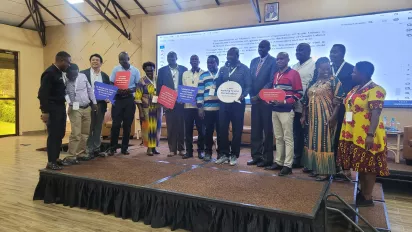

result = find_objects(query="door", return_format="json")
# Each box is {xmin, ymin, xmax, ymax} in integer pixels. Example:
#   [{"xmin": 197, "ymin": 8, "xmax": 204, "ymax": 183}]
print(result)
[{"xmin": 0, "ymin": 50, "xmax": 18, "ymax": 137}]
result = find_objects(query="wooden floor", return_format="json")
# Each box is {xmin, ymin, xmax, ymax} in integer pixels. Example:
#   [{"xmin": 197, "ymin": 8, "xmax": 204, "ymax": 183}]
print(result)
[{"xmin": 0, "ymin": 134, "xmax": 411, "ymax": 232}]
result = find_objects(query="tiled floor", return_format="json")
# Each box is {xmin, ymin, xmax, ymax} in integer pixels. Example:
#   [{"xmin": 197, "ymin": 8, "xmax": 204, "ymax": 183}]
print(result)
[{"xmin": 1, "ymin": 134, "xmax": 411, "ymax": 232}]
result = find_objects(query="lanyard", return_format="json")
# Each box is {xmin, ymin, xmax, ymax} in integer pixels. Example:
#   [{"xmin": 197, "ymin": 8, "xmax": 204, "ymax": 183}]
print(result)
[
  {"xmin": 347, "ymin": 80, "xmax": 373, "ymax": 108},
  {"xmin": 169, "ymin": 66, "xmax": 178, "ymax": 78},
  {"xmin": 209, "ymin": 71, "xmax": 219, "ymax": 79},
  {"xmin": 332, "ymin": 61, "xmax": 346, "ymax": 77},
  {"xmin": 275, "ymin": 72, "xmax": 285, "ymax": 85},
  {"xmin": 229, "ymin": 67, "xmax": 237, "ymax": 77}
]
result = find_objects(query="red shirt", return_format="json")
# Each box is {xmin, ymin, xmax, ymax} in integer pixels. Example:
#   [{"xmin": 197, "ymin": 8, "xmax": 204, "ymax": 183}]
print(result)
[{"xmin": 272, "ymin": 67, "xmax": 303, "ymax": 112}]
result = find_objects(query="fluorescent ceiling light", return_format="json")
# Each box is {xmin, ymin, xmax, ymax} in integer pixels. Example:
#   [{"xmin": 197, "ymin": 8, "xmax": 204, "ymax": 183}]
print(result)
[{"xmin": 67, "ymin": 0, "xmax": 84, "ymax": 4}]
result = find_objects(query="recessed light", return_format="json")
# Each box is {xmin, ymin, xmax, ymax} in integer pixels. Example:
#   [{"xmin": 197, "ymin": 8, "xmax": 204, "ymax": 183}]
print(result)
[{"xmin": 67, "ymin": 0, "xmax": 84, "ymax": 4}]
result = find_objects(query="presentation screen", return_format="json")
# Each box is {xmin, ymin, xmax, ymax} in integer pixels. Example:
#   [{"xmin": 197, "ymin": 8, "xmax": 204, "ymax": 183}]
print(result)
[{"xmin": 157, "ymin": 9, "xmax": 412, "ymax": 107}]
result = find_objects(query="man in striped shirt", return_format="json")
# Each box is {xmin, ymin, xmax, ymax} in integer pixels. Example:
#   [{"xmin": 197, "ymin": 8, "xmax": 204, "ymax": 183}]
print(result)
[
  {"xmin": 197, "ymin": 55, "xmax": 220, "ymax": 162},
  {"xmin": 267, "ymin": 52, "xmax": 303, "ymax": 176}
]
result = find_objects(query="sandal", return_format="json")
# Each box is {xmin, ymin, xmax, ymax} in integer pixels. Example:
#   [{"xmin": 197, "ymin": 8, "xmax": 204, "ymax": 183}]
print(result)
[
  {"xmin": 56, "ymin": 158, "xmax": 72, "ymax": 166},
  {"xmin": 147, "ymin": 148, "xmax": 154, "ymax": 156}
]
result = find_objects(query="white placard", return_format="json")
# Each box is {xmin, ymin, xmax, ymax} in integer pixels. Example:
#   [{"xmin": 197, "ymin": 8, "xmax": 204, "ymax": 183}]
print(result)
[{"xmin": 217, "ymin": 81, "xmax": 242, "ymax": 103}]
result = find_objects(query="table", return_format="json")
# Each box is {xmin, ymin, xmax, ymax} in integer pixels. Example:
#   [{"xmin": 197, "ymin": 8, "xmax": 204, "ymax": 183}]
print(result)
[{"xmin": 386, "ymin": 130, "xmax": 403, "ymax": 164}]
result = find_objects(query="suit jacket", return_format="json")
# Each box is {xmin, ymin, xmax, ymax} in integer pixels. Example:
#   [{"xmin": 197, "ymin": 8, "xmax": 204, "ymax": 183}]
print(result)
[
  {"xmin": 249, "ymin": 55, "xmax": 278, "ymax": 97},
  {"xmin": 157, "ymin": 65, "xmax": 188, "ymax": 110},
  {"xmin": 81, "ymin": 68, "xmax": 111, "ymax": 112}
]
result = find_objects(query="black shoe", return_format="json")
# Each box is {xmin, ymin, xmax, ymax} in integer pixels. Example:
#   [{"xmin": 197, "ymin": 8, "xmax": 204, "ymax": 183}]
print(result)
[
  {"xmin": 302, "ymin": 167, "xmax": 312, "ymax": 173},
  {"xmin": 309, "ymin": 172, "xmax": 319, "ymax": 178},
  {"xmin": 46, "ymin": 162, "xmax": 62, "ymax": 170},
  {"xmin": 356, "ymin": 193, "xmax": 374, "ymax": 207},
  {"xmin": 77, "ymin": 155, "xmax": 92, "ymax": 161},
  {"xmin": 198, "ymin": 151, "xmax": 205, "ymax": 159},
  {"xmin": 121, "ymin": 151, "xmax": 130, "ymax": 155},
  {"xmin": 107, "ymin": 150, "xmax": 115, "ymax": 156},
  {"xmin": 97, "ymin": 152, "xmax": 106, "ymax": 157},
  {"xmin": 182, "ymin": 153, "xmax": 193, "ymax": 159},
  {"xmin": 265, "ymin": 163, "xmax": 283, "ymax": 170},
  {"xmin": 152, "ymin": 148, "xmax": 160, "ymax": 154},
  {"xmin": 247, "ymin": 159, "xmax": 260, "ymax": 166},
  {"xmin": 147, "ymin": 148, "xmax": 154, "ymax": 156},
  {"xmin": 257, "ymin": 161, "xmax": 271, "ymax": 167},
  {"xmin": 278, "ymin": 167, "xmax": 292, "ymax": 176},
  {"xmin": 204, "ymin": 153, "xmax": 212, "ymax": 162},
  {"xmin": 315, "ymin": 175, "xmax": 331, "ymax": 181}
]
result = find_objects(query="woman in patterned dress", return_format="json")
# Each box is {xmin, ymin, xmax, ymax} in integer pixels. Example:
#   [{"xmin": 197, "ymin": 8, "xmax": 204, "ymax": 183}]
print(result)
[
  {"xmin": 301, "ymin": 57, "xmax": 345, "ymax": 181},
  {"xmin": 338, "ymin": 61, "xmax": 389, "ymax": 207},
  {"xmin": 135, "ymin": 62, "xmax": 162, "ymax": 156}
]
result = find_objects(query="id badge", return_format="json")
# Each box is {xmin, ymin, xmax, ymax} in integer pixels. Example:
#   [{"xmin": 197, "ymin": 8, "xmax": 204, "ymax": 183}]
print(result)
[
  {"xmin": 73, "ymin": 102, "xmax": 80, "ymax": 110},
  {"xmin": 345, "ymin": 112, "xmax": 353, "ymax": 122},
  {"xmin": 152, "ymin": 96, "xmax": 158, "ymax": 103},
  {"xmin": 65, "ymin": 94, "xmax": 71, "ymax": 104},
  {"xmin": 209, "ymin": 88, "xmax": 216, "ymax": 96}
]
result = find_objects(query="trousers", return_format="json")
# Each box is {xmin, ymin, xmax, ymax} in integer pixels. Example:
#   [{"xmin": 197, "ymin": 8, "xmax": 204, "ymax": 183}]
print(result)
[
  {"xmin": 251, "ymin": 101, "xmax": 274, "ymax": 163},
  {"xmin": 272, "ymin": 110, "xmax": 295, "ymax": 168},
  {"xmin": 68, "ymin": 106, "xmax": 91, "ymax": 155},
  {"xmin": 165, "ymin": 104, "xmax": 185, "ymax": 153},
  {"xmin": 110, "ymin": 96, "xmax": 136, "ymax": 152},
  {"xmin": 203, "ymin": 110, "xmax": 220, "ymax": 155},
  {"xmin": 46, "ymin": 103, "xmax": 66, "ymax": 163},
  {"xmin": 219, "ymin": 101, "xmax": 245, "ymax": 158},
  {"xmin": 184, "ymin": 108, "xmax": 205, "ymax": 154},
  {"xmin": 87, "ymin": 103, "xmax": 106, "ymax": 153}
]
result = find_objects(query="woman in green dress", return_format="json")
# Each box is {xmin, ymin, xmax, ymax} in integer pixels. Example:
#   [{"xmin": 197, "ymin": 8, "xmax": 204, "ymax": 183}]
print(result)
[
  {"xmin": 135, "ymin": 62, "xmax": 162, "ymax": 156},
  {"xmin": 301, "ymin": 57, "xmax": 345, "ymax": 181}
]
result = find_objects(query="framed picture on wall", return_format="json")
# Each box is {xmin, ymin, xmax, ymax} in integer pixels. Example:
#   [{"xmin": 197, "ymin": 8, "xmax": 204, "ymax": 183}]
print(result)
[{"xmin": 264, "ymin": 2, "xmax": 279, "ymax": 22}]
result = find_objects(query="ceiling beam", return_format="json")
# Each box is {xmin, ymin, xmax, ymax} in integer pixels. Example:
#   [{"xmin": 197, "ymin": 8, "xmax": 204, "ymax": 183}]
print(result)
[
  {"xmin": 24, "ymin": 0, "xmax": 46, "ymax": 46},
  {"xmin": 36, "ymin": 1, "xmax": 65, "ymax": 26},
  {"xmin": 96, "ymin": 0, "xmax": 117, "ymax": 19},
  {"xmin": 18, "ymin": 10, "xmax": 35, "ymax": 27},
  {"xmin": 63, "ymin": 0, "xmax": 90, "ymax": 23},
  {"xmin": 132, "ymin": 0, "xmax": 148, "ymax": 15},
  {"xmin": 84, "ymin": 0, "xmax": 130, "ymax": 39},
  {"xmin": 215, "ymin": 0, "xmax": 220, "ymax": 6},
  {"xmin": 172, "ymin": 0, "xmax": 182, "ymax": 11},
  {"xmin": 250, "ymin": 0, "xmax": 261, "ymax": 23},
  {"xmin": 111, "ymin": 0, "xmax": 130, "ymax": 19}
]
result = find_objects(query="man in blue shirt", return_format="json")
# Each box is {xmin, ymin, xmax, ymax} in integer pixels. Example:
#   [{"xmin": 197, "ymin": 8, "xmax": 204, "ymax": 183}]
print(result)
[{"xmin": 108, "ymin": 52, "xmax": 140, "ymax": 155}]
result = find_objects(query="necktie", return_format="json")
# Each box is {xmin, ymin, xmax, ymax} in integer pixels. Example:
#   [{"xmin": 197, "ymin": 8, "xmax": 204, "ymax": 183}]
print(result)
[{"xmin": 255, "ymin": 59, "xmax": 264, "ymax": 76}]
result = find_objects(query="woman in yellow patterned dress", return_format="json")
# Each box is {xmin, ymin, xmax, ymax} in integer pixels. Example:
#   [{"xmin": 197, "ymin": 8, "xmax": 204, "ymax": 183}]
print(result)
[
  {"xmin": 135, "ymin": 62, "xmax": 162, "ymax": 156},
  {"xmin": 301, "ymin": 57, "xmax": 345, "ymax": 181},
  {"xmin": 338, "ymin": 61, "xmax": 389, "ymax": 207}
]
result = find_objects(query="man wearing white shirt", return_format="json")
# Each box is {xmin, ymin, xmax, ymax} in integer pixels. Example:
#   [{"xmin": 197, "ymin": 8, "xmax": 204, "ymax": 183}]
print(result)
[
  {"xmin": 181, "ymin": 55, "xmax": 205, "ymax": 159},
  {"xmin": 291, "ymin": 43, "xmax": 316, "ymax": 169},
  {"xmin": 81, "ymin": 54, "xmax": 111, "ymax": 159}
]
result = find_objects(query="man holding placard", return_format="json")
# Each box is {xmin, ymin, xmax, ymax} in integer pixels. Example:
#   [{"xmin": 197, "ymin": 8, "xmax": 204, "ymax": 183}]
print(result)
[
  {"xmin": 215, "ymin": 47, "xmax": 251, "ymax": 166},
  {"xmin": 108, "ymin": 52, "xmax": 140, "ymax": 156},
  {"xmin": 268, "ymin": 52, "xmax": 303, "ymax": 176},
  {"xmin": 81, "ymin": 54, "xmax": 111, "ymax": 159},
  {"xmin": 248, "ymin": 40, "xmax": 278, "ymax": 168},
  {"xmin": 157, "ymin": 52, "xmax": 188, "ymax": 157},
  {"xmin": 181, "ymin": 55, "xmax": 205, "ymax": 159}
]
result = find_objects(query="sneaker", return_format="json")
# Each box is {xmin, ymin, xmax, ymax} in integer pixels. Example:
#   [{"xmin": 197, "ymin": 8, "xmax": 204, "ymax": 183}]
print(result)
[
  {"xmin": 215, "ymin": 156, "xmax": 229, "ymax": 164},
  {"xmin": 203, "ymin": 153, "xmax": 212, "ymax": 162},
  {"xmin": 278, "ymin": 167, "xmax": 292, "ymax": 176},
  {"xmin": 229, "ymin": 156, "xmax": 237, "ymax": 166},
  {"xmin": 46, "ymin": 162, "xmax": 62, "ymax": 170}
]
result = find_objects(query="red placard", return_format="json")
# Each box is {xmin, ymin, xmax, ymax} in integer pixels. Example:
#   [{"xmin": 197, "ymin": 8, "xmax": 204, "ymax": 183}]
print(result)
[
  {"xmin": 259, "ymin": 89, "xmax": 286, "ymax": 102},
  {"xmin": 158, "ymin": 86, "xmax": 178, "ymax": 109},
  {"xmin": 114, "ymin": 71, "xmax": 131, "ymax": 89}
]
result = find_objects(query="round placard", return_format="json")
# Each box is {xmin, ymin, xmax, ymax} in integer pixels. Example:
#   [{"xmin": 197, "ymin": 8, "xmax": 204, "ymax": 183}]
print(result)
[{"xmin": 217, "ymin": 81, "xmax": 242, "ymax": 103}]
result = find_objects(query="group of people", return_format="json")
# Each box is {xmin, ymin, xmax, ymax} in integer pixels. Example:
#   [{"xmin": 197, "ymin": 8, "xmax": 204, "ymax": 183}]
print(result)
[{"xmin": 38, "ymin": 40, "xmax": 389, "ymax": 207}]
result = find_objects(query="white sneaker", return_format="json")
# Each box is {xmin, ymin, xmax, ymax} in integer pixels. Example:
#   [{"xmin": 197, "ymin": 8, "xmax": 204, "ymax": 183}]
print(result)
[
  {"xmin": 229, "ymin": 156, "xmax": 237, "ymax": 166},
  {"xmin": 215, "ymin": 156, "xmax": 229, "ymax": 164}
]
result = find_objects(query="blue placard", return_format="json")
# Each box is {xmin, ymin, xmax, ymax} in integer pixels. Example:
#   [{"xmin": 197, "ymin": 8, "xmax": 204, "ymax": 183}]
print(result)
[
  {"xmin": 94, "ymin": 82, "xmax": 118, "ymax": 104},
  {"xmin": 177, "ymin": 85, "xmax": 198, "ymax": 105}
]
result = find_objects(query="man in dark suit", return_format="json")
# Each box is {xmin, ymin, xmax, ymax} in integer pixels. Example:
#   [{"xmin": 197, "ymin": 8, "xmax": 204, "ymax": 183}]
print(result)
[
  {"xmin": 81, "ymin": 54, "xmax": 111, "ymax": 159},
  {"xmin": 247, "ymin": 40, "xmax": 278, "ymax": 168},
  {"xmin": 157, "ymin": 52, "xmax": 188, "ymax": 157}
]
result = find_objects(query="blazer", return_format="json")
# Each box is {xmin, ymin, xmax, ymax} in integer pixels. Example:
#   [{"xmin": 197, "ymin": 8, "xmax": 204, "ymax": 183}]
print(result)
[
  {"xmin": 157, "ymin": 65, "xmax": 188, "ymax": 110},
  {"xmin": 81, "ymin": 68, "xmax": 110, "ymax": 112},
  {"xmin": 249, "ymin": 55, "xmax": 278, "ymax": 97}
]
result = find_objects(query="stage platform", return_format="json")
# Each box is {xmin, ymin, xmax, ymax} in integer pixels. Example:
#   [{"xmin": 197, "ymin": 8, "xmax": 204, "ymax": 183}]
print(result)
[{"xmin": 33, "ymin": 142, "xmax": 392, "ymax": 232}]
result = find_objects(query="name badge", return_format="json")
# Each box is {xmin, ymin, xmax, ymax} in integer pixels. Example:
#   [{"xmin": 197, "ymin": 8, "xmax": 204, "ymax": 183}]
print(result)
[
  {"xmin": 73, "ymin": 102, "xmax": 80, "ymax": 110},
  {"xmin": 345, "ymin": 112, "xmax": 353, "ymax": 122},
  {"xmin": 209, "ymin": 88, "xmax": 216, "ymax": 96},
  {"xmin": 65, "ymin": 94, "xmax": 71, "ymax": 104},
  {"xmin": 152, "ymin": 96, "xmax": 158, "ymax": 103}
]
